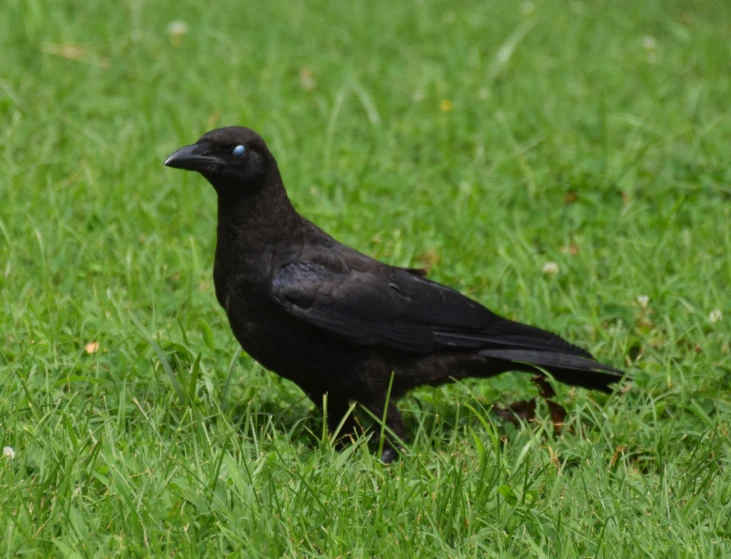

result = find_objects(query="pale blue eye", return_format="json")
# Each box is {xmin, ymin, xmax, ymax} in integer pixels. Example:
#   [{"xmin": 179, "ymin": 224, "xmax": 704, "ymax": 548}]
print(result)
[{"xmin": 232, "ymin": 144, "xmax": 246, "ymax": 156}]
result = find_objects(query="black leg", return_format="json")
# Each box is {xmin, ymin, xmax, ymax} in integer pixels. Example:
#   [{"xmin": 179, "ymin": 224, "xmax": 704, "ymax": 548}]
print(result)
[
  {"xmin": 300, "ymin": 380, "xmax": 408, "ymax": 461},
  {"xmin": 323, "ymin": 393, "xmax": 360, "ymax": 443},
  {"xmin": 362, "ymin": 399, "xmax": 407, "ymax": 463},
  {"xmin": 301, "ymin": 387, "xmax": 360, "ymax": 445}
]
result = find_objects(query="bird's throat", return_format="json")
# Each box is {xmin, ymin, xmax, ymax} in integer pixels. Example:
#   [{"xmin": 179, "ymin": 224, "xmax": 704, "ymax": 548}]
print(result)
[{"xmin": 214, "ymin": 177, "xmax": 299, "ymax": 253}]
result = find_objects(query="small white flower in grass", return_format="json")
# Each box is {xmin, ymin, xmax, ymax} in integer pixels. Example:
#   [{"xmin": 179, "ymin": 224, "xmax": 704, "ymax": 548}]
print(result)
[
  {"xmin": 637, "ymin": 295, "xmax": 649, "ymax": 309},
  {"xmin": 542, "ymin": 262, "xmax": 559, "ymax": 276},
  {"xmin": 709, "ymin": 310, "xmax": 723, "ymax": 324},
  {"xmin": 641, "ymin": 35, "xmax": 657, "ymax": 51},
  {"xmin": 521, "ymin": 2, "xmax": 535, "ymax": 16},
  {"xmin": 477, "ymin": 88, "xmax": 491, "ymax": 101},
  {"xmin": 3, "ymin": 447, "xmax": 15, "ymax": 460},
  {"xmin": 167, "ymin": 21, "xmax": 188, "ymax": 37},
  {"xmin": 411, "ymin": 89, "xmax": 424, "ymax": 102},
  {"xmin": 641, "ymin": 36, "xmax": 657, "ymax": 63},
  {"xmin": 167, "ymin": 21, "xmax": 188, "ymax": 47}
]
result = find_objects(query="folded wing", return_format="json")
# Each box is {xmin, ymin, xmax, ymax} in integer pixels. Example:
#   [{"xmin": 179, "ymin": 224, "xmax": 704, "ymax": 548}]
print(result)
[{"xmin": 270, "ymin": 253, "xmax": 622, "ymax": 384}]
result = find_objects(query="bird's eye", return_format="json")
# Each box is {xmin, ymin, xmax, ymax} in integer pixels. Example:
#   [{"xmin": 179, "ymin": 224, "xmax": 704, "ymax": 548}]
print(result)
[{"xmin": 232, "ymin": 145, "xmax": 246, "ymax": 156}]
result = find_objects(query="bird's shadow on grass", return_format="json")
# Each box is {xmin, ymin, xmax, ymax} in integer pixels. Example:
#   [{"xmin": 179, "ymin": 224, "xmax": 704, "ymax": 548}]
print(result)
[
  {"xmin": 225, "ymin": 388, "xmax": 579, "ymax": 459},
  {"xmin": 228, "ymin": 398, "xmax": 388, "ymax": 456}
]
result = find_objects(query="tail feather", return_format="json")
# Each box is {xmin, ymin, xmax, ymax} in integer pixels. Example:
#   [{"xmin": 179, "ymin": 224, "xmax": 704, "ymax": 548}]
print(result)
[
  {"xmin": 436, "ymin": 318, "xmax": 595, "ymax": 360},
  {"xmin": 478, "ymin": 348, "xmax": 625, "ymax": 393},
  {"xmin": 432, "ymin": 314, "xmax": 625, "ymax": 393}
]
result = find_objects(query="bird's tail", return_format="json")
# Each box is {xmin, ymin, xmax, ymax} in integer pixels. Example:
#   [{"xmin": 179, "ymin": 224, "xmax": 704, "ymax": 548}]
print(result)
[
  {"xmin": 477, "ymin": 348, "xmax": 624, "ymax": 393},
  {"xmin": 434, "ymin": 316, "xmax": 625, "ymax": 392}
]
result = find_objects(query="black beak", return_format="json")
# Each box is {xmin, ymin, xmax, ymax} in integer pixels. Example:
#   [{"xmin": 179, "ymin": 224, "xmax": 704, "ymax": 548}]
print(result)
[{"xmin": 164, "ymin": 144, "xmax": 221, "ymax": 173}]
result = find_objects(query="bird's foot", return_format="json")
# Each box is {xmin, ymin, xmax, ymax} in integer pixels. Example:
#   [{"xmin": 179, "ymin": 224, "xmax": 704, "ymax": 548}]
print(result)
[{"xmin": 380, "ymin": 444, "xmax": 406, "ymax": 464}]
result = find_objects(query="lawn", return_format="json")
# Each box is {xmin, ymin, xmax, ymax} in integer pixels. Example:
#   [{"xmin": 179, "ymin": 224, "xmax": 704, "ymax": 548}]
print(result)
[{"xmin": 1, "ymin": 0, "xmax": 730, "ymax": 556}]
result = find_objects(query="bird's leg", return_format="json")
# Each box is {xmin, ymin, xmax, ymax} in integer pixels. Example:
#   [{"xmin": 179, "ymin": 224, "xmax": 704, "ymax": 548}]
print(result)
[
  {"xmin": 325, "ymin": 396, "xmax": 360, "ymax": 446},
  {"xmin": 362, "ymin": 399, "xmax": 407, "ymax": 463},
  {"xmin": 381, "ymin": 403, "xmax": 407, "ymax": 464},
  {"xmin": 304, "ymin": 389, "xmax": 360, "ymax": 447}
]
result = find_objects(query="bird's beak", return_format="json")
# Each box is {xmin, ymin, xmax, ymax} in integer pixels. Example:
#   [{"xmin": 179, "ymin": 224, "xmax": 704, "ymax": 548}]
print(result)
[{"xmin": 164, "ymin": 144, "xmax": 221, "ymax": 173}]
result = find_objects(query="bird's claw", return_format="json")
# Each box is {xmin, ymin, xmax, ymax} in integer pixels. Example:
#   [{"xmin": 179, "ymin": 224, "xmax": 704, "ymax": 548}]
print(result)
[{"xmin": 380, "ymin": 445, "xmax": 403, "ymax": 464}]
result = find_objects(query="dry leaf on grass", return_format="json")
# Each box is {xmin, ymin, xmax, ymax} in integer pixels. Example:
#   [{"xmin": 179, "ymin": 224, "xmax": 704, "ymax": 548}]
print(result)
[{"xmin": 41, "ymin": 43, "xmax": 110, "ymax": 68}]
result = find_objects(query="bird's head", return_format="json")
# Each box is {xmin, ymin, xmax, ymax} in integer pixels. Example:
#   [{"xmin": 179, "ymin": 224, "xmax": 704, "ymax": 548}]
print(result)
[{"xmin": 164, "ymin": 126, "xmax": 276, "ymax": 191}]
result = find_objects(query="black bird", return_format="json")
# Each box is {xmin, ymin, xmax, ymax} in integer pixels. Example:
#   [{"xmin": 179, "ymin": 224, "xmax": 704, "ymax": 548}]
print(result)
[{"xmin": 165, "ymin": 126, "xmax": 624, "ymax": 460}]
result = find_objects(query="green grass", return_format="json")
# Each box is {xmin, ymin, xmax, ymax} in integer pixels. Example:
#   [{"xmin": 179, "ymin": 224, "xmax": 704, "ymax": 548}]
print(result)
[{"xmin": 1, "ymin": 0, "xmax": 730, "ymax": 555}]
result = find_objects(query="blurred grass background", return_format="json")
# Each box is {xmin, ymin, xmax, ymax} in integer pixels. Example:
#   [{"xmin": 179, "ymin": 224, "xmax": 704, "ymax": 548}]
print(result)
[{"xmin": 1, "ymin": 0, "xmax": 730, "ymax": 556}]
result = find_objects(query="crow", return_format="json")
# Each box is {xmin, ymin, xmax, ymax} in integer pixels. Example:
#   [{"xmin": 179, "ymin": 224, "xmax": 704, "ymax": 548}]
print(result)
[{"xmin": 165, "ymin": 126, "xmax": 625, "ymax": 461}]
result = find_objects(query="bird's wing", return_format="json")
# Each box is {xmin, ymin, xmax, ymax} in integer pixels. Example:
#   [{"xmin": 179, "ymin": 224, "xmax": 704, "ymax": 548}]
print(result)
[{"xmin": 270, "ymin": 251, "xmax": 594, "ymax": 358}]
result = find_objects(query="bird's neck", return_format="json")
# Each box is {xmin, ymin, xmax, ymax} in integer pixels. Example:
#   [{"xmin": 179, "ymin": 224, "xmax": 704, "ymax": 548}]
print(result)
[{"xmin": 214, "ymin": 174, "xmax": 300, "ymax": 255}]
